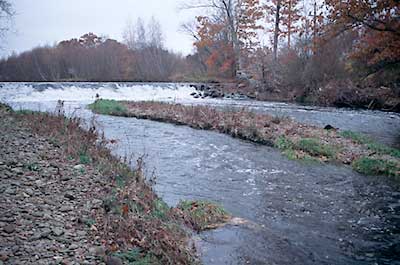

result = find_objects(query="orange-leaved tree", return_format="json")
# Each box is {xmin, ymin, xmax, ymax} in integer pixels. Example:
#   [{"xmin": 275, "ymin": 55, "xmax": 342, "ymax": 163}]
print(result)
[
  {"xmin": 325, "ymin": 0, "xmax": 400, "ymax": 71},
  {"xmin": 190, "ymin": 0, "xmax": 264, "ymax": 78},
  {"xmin": 194, "ymin": 16, "xmax": 236, "ymax": 77},
  {"xmin": 280, "ymin": 0, "xmax": 302, "ymax": 49},
  {"xmin": 236, "ymin": 0, "xmax": 265, "ymax": 60}
]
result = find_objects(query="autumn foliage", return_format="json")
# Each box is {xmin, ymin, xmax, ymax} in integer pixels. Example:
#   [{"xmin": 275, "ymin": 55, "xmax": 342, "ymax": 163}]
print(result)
[
  {"xmin": 0, "ymin": 1, "xmax": 399, "ymax": 108},
  {"xmin": 325, "ymin": 0, "xmax": 400, "ymax": 69},
  {"xmin": 186, "ymin": 0, "xmax": 399, "ymax": 108}
]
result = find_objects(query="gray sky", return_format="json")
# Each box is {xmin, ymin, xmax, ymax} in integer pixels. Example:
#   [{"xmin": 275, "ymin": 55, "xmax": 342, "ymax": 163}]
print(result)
[{"xmin": 2, "ymin": 0, "xmax": 197, "ymax": 57}]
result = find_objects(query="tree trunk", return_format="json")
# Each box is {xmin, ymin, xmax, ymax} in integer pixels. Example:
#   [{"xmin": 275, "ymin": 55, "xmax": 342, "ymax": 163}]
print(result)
[
  {"xmin": 223, "ymin": 0, "xmax": 241, "ymax": 78},
  {"xmin": 273, "ymin": 0, "xmax": 281, "ymax": 61},
  {"xmin": 288, "ymin": 0, "xmax": 291, "ymax": 49},
  {"xmin": 313, "ymin": 0, "xmax": 317, "ymax": 54}
]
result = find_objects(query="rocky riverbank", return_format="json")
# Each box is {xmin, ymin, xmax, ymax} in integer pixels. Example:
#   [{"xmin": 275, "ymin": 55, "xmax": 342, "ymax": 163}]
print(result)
[
  {"xmin": 189, "ymin": 82, "xmax": 400, "ymax": 113},
  {"xmin": 0, "ymin": 104, "xmax": 201, "ymax": 264},
  {"xmin": 189, "ymin": 83, "xmax": 250, "ymax": 100},
  {"xmin": 0, "ymin": 106, "xmax": 106, "ymax": 264},
  {"xmin": 89, "ymin": 100, "xmax": 400, "ymax": 179}
]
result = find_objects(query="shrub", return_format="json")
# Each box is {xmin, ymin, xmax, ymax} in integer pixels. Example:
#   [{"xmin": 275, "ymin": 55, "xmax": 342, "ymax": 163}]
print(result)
[
  {"xmin": 113, "ymin": 248, "xmax": 159, "ymax": 265},
  {"xmin": 88, "ymin": 99, "xmax": 128, "ymax": 115},
  {"xmin": 177, "ymin": 200, "xmax": 230, "ymax": 231},
  {"xmin": 352, "ymin": 157, "xmax": 400, "ymax": 178}
]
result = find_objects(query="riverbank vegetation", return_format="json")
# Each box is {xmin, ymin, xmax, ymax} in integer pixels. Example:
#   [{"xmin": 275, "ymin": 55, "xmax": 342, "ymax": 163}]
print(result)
[
  {"xmin": 89, "ymin": 99, "xmax": 400, "ymax": 179},
  {"xmin": 1, "ymin": 1, "xmax": 399, "ymax": 111},
  {"xmin": 1, "ymin": 102, "xmax": 234, "ymax": 264},
  {"xmin": 177, "ymin": 201, "xmax": 231, "ymax": 232}
]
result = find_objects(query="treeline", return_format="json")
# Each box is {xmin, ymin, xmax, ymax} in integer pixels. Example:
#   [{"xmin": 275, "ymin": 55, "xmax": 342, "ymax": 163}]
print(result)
[
  {"xmin": 0, "ymin": 18, "xmax": 203, "ymax": 82},
  {"xmin": 184, "ymin": 0, "xmax": 400, "ymax": 108},
  {"xmin": 0, "ymin": 1, "xmax": 399, "ymax": 109}
]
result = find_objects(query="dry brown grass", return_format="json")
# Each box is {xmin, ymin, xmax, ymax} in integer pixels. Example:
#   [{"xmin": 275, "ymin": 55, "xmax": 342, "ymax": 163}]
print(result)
[{"xmin": 90, "ymin": 100, "xmax": 400, "ymax": 178}]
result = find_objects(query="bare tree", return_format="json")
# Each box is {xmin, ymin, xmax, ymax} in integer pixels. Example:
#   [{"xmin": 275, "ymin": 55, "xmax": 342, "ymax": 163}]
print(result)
[
  {"xmin": 148, "ymin": 16, "xmax": 164, "ymax": 49},
  {"xmin": 135, "ymin": 17, "xmax": 147, "ymax": 50},
  {"xmin": 0, "ymin": 1, "xmax": 12, "ymax": 20},
  {"xmin": 0, "ymin": 0, "xmax": 13, "ymax": 44},
  {"xmin": 122, "ymin": 19, "xmax": 136, "ymax": 50}
]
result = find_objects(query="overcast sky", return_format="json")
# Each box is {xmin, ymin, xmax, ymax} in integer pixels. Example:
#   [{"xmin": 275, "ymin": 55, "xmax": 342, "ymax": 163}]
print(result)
[{"xmin": 2, "ymin": 0, "xmax": 198, "ymax": 57}]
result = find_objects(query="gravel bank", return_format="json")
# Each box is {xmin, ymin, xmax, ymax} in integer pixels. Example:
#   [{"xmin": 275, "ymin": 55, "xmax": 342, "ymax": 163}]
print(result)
[{"xmin": 0, "ymin": 106, "xmax": 108, "ymax": 264}]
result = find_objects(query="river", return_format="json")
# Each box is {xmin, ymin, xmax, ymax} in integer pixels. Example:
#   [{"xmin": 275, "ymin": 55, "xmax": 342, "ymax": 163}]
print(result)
[{"xmin": 1, "ymin": 82, "xmax": 400, "ymax": 265}]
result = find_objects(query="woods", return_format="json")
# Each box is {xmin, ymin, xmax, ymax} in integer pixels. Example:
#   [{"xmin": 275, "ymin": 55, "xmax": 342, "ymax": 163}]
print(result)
[
  {"xmin": 185, "ymin": 0, "xmax": 399, "ymax": 108},
  {"xmin": 188, "ymin": 0, "xmax": 400, "ymax": 79},
  {"xmin": 0, "ymin": 0, "xmax": 399, "ymax": 109},
  {"xmin": 0, "ymin": 30, "xmax": 197, "ymax": 82}
]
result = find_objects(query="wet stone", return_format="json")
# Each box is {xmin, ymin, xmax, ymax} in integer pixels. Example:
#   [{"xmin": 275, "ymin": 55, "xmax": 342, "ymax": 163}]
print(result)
[
  {"xmin": 59, "ymin": 205, "xmax": 73, "ymax": 212},
  {"xmin": 73, "ymin": 165, "xmax": 84, "ymax": 171},
  {"xmin": 61, "ymin": 176, "xmax": 72, "ymax": 181},
  {"xmin": 4, "ymin": 188, "xmax": 16, "ymax": 195},
  {"xmin": 3, "ymin": 224, "xmax": 15, "ymax": 234},
  {"xmin": 68, "ymin": 243, "xmax": 79, "ymax": 250},
  {"xmin": 52, "ymin": 227, "xmax": 64, "ymax": 237},
  {"xmin": 31, "ymin": 212, "xmax": 44, "ymax": 218},
  {"xmin": 64, "ymin": 193, "xmax": 76, "ymax": 201},
  {"xmin": 11, "ymin": 168, "xmax": 23, "ymax": 175}
]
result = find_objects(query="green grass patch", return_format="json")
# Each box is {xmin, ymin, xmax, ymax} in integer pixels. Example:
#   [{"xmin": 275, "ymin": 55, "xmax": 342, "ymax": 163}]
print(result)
[
  {"xmin": 151, "ymin": 199, "xmax": 170, "ymax": 220},
  {"xmin": 282, "ymin": 148, "xmax": 298, "ymax": 160},
  {"xmin": 14, "ymin": 109, "xmax": 40, "ymax": 116},
  {"xmin": 296, "ymin": 138, "xmax": 337, "ymax": 159},
  {"xmin": 275, "ymin": 136, "xmax": 299, "ymax": 160},
  {"xmin": 352, "ymin": 157, "xmax": 400, "ymax": 178},
  {"xmin": 275, "ymin": 136, "xmax": 294, "ymax": 150},
  {"xmin": 275, "ymin": 136, "xmax": 318, "ymax": 162},
  {"xmin": 177, "ymin": 200, "xmax": 230, "ymax": 231},
  {"xmin": 339, "ymin": 130, "xmax": 371, "ymax": 144},
  {"xmin": 340, "ymin": 130, "xmax": 400, "ymax": 158},
  {"xmin": 113, "ymin": 248, "xmax": 160, "ymax": 265},
  {"xmin": 115, "ymin": 175, "xmax": 127, "ymax": 189},
  {"xmin": 88, "ymin": 99, "xmax": 128, "ymax": 115},
  {"xmin": 83, "ymin": 218, "xmax": 96, "ymax": 227},
  {"xmin": 79, "ymin": 151, "xmax": 91, "ymax": 164},
  {"xmin": 366, "ymin": 142, "xmax": 400, "ymax": 158}
]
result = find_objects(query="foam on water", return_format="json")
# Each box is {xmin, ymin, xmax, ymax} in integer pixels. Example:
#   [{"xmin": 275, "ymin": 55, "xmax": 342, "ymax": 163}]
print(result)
[
  {"xmin": 1, "ymin": 82, "xmax": 399, "ymax": 148},
  {"xmin": 0, "ymin": 82, "xmax": 196, "ymax": 103}
]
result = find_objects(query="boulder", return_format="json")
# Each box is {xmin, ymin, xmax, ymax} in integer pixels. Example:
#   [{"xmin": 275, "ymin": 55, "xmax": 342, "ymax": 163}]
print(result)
[{"xmin": 324, "ymin": 124, "xmax": 336, "ymax": 130}]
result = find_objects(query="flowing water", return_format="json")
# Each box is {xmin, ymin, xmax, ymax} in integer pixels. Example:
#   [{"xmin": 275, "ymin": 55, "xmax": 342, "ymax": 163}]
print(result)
[{"xmin": 1, "ymin": 82, "xmax": 400, "ymax": 265}]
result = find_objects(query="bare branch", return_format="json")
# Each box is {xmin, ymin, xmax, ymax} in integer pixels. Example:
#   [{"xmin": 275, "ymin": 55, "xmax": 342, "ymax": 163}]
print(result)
[
  {"xmin": 346, "ymin": 12, "xmax": 400, "ymax": 37},
  {"xmin": 0, "ymin": 0, "xmax": 13, "ymax": 18}
]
